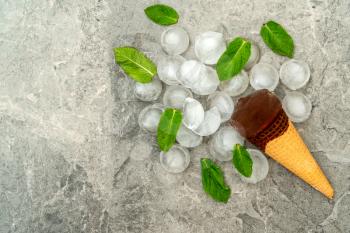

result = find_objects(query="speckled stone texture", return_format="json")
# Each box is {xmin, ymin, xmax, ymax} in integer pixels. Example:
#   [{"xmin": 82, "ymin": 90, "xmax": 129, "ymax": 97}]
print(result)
[{"xmin": 0, "ymin": 0, "xmax": 349, "ymax": 232}]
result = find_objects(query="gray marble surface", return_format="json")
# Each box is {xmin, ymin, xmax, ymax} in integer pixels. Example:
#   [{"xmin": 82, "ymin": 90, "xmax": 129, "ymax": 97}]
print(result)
[{"xmin": 0, "ymin": 0, "xmax": 350, "ymax": 232}]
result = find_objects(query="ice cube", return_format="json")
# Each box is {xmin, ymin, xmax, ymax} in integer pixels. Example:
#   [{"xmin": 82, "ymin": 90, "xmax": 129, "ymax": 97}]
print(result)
[
  {"xmin": 134, "ymin": 78, "xmax": 162, "ymax": 101},
  {"xmin": 207, "ymin": 91, "xmax": 234, "ymax": 122},
  {"xmin": 163, "ymin": 85, "xmax": 193, "ymax": 109},
  {"xmin": 280, "ymin": 59, "xmax": 310, "ymax": 90},
  {"xmin": 182, "ymin": 97, "xmax": 205, "ymax": 130},
  {"xmin": 176, "ymin": 124, "xmax": 203, "ymax": 148},
  {"xmin": 282, "ymin": 91, "xmax": 312, "ymax": 123},
  {"xmin": 250, "ymin": 63, "xmax": 279, "ymax": 91},
  {"xmin": 191, "ymin": 66, "xmax": 219, "ymax": 96},
  {"xmin": 219, "ymin": 70, "xmax": 249, "ymax": 97},
  {"xmin": 157, "ymin": 55, "xmax": 185, "ymax": 85},
  {"xmin": 244, "ymin": 43, "xmax": 260, "ymax": 70},
  {"xmin": 237, "ymin": 149, "xmax": 269, "ymax": 184},
  {"xmin": 160, "ymin": 145, "xmax": 190, "ymax": 173},
  {"xmin": 194, "ymin": 31, "xmax": 226, "ymax": 65},
  {"xmin": 161, "ymin": 27, "xmax": 190, "ymax": 55},
  {"xmin": 177, "ymin": 60, "xmax": 205, "ymax": 88},
  {"xmin": 138, "ymin": 103, "xmax": 164, "ymax": 133},
  {"xmin": 209, "ymin": 126, "xmax": 244, "ymax": 162},
  {"xmin": 193, "ymin": 107, "xmax": 221, "ymax": 136}
]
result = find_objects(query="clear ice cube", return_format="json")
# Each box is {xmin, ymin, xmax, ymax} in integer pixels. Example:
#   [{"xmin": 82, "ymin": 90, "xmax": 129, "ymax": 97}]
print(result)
[
  {"xmin": 163, "ymin": 85, "xmax": 193, "ymax": 109},
  {"xmin": 282, "ymin": 91, "xmax": 312, "ymax": 123},
  {"xmin": 161, "ymin": 27, "xmax": 190, "ymax": 55},
  {"xmin": 134, "ymin": 78, "xmax": 162, "ymax": 101},
  {"xmin": 157, "ymin": 55, "xmax": 185, "ymax": 85},
  {"xmin": 176, "ymin": 124, "xmax": 203, "ymax": 148},
  {"xmin": 182, "ymin": 97, "xmax": 205, "ymax": 130},
  {"xmin": 250, "ymin": 63, "xmax": 279, "ymax": 91},
  {"xmin": 207, "ymin": 91, "xmax": 234, "ymax": 122},
  {"xmin": 194, "ymin": 31, "xmax": 226, "ymax": 65},
  {"xmin": 237, "ymin": 149, "xmax": 269, "ymax": 184},
  {"xmin": 191, "ymin": 66, "xmax": 219, "ymax": 96},
  {"xmin": 193, "ymin": 107, "xmax": 221, "ymax": 136},
  {"xmin": 244, "ymin": 43, "xmax": 260, "ymax": 70},
  {"xmin": 138, "ymin": 103, "xmax": 164, "ymax": 133},
  {"xmin": 177, "ymin": 60, "xmax": 205, "ymax": 88},
  {"xmin": 219, "ymin": 70, "xmax": 249, "ymax": 97},
  {"xmin": 209, "ymin": 126, "xmax": 244, "ymax": 162},
  {"xmin": 280, "ymin": 59, "xmax": 310, "ymax": 90},
  {"xmin": 160, "ymin": 144, "xmax": 190, "ymax": 173}
]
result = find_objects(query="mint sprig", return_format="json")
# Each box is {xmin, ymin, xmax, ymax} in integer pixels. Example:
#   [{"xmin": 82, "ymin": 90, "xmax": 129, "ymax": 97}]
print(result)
[
  {"xmin": 201, "ymin": 158, "xmax": 231, "ymax": 203},
  {"xmin": 260, "ymin": 21, "xmax": 294, "ymax": 58},
  {"xmin": 157, "ymin": 108, "xmax": 182, "ymax": 152},
  {"xmin": 216, "ymin": 37, "xmax": 251, "ymax": 81},
  {"xmin": 114, "ymin": 47, "xmax": 156, "ymax": 83},
  {"xmin": 144, "ymin": 4, "xmax": 179, "ymax": 26},
  {"xmin": 232, "ymin": 144, "xmax": 253, "ymax": 177}
]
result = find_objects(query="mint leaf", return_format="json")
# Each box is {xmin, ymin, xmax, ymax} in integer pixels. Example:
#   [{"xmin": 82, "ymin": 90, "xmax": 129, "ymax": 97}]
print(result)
[
  {"xmin": 114, "ymin": 47, "xmax": 156, "ymax": 83},
  {"xmin": 201, "ymin": 158, "xmax": 231, "ymax": 203},
  {"xmin": 232, "ymin": 144, "xmax": 253, "ymax": 177},
  {"xmin": 260, "ymin": 21, "xmax": 294, "ymax": 58},
  {"xmin": 144, "ymin": 4, "xmax": 179, "ymax": 26},
  {"xmin": 216, "ymin": 37, "xmax": 251, "ymax": 81},
  {"xmin": 157, "ymin": 108, "xmax": 182, "ymax": 152}
]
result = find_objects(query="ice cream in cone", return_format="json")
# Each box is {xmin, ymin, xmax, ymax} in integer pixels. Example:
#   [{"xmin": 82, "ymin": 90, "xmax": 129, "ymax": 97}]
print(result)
[{"xmin": 230, "ymin": 89, "xmax": 334, "ymax": 198}]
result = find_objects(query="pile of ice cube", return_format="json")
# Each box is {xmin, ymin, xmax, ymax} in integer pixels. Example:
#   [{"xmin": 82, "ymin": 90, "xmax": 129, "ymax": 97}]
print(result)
[{"xmin": 136, "ymin": 26, "xmax": 312, "ymax": 181}]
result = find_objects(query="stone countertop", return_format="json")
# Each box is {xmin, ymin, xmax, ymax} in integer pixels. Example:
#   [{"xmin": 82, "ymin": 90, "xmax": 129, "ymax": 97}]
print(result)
[{"xmin": 0, "ymin": 0, "xmax": 349, "ymax": 232}]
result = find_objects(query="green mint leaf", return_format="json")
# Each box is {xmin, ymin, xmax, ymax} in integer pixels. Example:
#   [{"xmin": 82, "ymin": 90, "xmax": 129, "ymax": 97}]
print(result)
[
  {"xmin": 157, "ymin": 108, "xmax": 182, "ymax": 152},
  {"xmin": 201, "ymin": 158, "xmax": 231, "ymax": 203},
  {"xmin": 144, "ymin": 4, "xmax": 179, "ymax": 26},
  {"xmin": 260, "ymin": 20, "xmax": 294, "ymax": 58},
  {"xmin": 232, "ymin": 144, "xmax": 253, "ymax": 177},
  {"xmin": 114, "ymin": 47, "xmax": 156, "ymax": 83},
  {"xmin": 216, "ymin": 37, "xmax": 251, "ymax": 81}
]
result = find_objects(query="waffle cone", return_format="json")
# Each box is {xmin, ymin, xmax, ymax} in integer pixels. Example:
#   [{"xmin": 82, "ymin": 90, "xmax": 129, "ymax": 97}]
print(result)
[{"xmin": 265, "ymin": 121, "xmax": 334, "ymax": 199}]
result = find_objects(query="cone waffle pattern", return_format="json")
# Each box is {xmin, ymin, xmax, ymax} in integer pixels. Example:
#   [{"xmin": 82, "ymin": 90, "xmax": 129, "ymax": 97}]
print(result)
[
  {"xmin": 265, "ymin": 121, "xmax": 334, "ymax": 199},
  {"xmin": 248, "ymin": 110, "xmax": 288, "ymax": 150}
]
